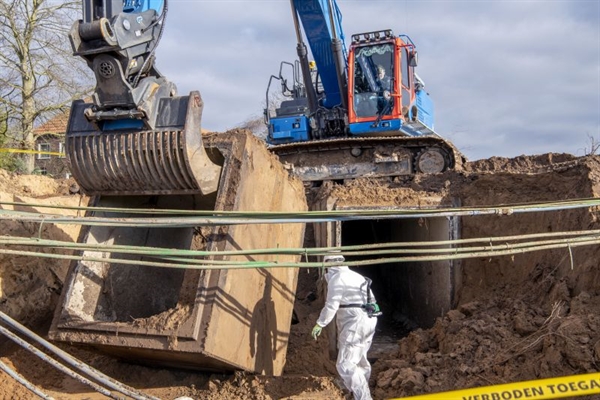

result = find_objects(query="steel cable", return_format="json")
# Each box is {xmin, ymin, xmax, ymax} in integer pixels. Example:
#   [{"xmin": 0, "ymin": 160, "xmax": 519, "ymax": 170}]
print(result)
[
  {"xmin": 0, "ymin": 324, "xmax": 119, "ymax": 399},
  {"xmin": 0, "ymin": 234, "xmax": 599, "ymax": 270},
  {"xmin": 0, "ymin": 196, "xmax": 599, "ymax": 222},
  {"xmin": 2, "ymin": 228, "xmax": 600, "ymax": 259}
]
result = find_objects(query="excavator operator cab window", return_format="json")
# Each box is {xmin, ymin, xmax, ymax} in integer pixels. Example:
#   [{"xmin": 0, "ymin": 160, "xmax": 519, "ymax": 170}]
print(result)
[{"xmin": 353, "ymin": 43, "xmax": 394, "ymax": 118}]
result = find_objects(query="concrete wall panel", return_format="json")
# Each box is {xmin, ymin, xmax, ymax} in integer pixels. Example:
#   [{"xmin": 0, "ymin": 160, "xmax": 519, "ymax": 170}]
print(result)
[{"xmin": 49, "ymin": 132, "xmax": 307, "ymax": 375}]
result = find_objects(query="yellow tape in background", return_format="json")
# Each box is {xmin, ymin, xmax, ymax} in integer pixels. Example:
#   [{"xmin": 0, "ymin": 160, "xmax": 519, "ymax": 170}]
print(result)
[
  {"xmin": 394, "ymin": 372, "xmax": 600, "ymax": 400},
  {"xmin": 0, "ymin": 148, "xmax": 65, "ymax": 157}
]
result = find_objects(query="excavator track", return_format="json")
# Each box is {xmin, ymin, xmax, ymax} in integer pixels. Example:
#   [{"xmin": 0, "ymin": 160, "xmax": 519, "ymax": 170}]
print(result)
[{"xmin": 269, "ymin": 135, "xmax": 465, "ymax": 182}]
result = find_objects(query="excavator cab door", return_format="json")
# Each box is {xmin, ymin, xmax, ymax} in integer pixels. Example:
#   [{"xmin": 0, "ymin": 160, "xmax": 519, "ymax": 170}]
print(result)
[
  {"xmin": 348, "ymin": 32, "xmax": 436, "ymax": 137},
  {"xmin": 350, "ymin": 41, "xmax": 396, "ymax": 119},
  {"xmin": 400, "ymin": 45, "xmax": 413, "ymax": 119},
  {"xmin": 347, "ymin": 31, "xmax": 404, "ymax": 135}
]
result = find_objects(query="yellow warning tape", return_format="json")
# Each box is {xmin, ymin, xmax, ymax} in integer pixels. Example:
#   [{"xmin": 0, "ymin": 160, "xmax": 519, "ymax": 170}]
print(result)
[
  {"xmin": 0, "ymin": 148, "xmax": 65, "ymax": 157},
  {"xmin": 394, "ymin": 372, "xmax": 600, "ymax": 399}
]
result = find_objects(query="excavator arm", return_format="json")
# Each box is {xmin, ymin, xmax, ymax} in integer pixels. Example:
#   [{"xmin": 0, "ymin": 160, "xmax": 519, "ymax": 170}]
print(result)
[
  {"xmin": 70, "ymin": 0, "xmax": 169, "ymax": 130},
  {"xmin": 65, "ymin": 0, "xmax": 222, "ymax": 196}
]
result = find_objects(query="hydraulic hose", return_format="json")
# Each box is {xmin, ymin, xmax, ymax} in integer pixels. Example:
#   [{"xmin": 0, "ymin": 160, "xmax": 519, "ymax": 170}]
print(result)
[
  {"xmin": 289, "ymin": 0, "xmax": 319, "ymax": 114},
  {"xmin": 133, "ymin": 0, "xmax": 168, "ymax": 87}
]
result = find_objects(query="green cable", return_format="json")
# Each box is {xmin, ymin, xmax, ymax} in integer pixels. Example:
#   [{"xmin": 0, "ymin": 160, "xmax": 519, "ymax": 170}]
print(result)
[
  {"xmin": 1, "ymin": 235, "xmax": 599, "ymax": 269},
  {"xmin": 2, "ymin": 229, "xmax": 600, "ymax": 260},
  {"xmin": 0, "ymin": 199, "xmax": 597, "ymax": 228},
  {"xmin": 2, "ymin": 229, "xmax": 600, "ymax": 258},
  {"xmin": 1, "ymin": 197, "xmax": 599, "ymax": 219}
]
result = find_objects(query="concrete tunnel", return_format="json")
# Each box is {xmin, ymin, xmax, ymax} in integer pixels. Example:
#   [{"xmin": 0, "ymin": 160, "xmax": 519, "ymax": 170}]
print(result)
[{"xmin": 316, "ymin": 207, "xmax": 462, "ymax": 340}]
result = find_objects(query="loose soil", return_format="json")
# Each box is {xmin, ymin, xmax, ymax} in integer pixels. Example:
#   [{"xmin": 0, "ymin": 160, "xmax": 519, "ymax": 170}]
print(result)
[{"xmin": 2, "ymin": 142, "xmax": 600, "ymax": 399}]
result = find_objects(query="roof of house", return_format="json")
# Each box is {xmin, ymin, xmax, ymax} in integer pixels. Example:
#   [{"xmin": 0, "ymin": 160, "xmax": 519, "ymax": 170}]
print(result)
[{"xmin": 33, "ymin": 111, "xmax": 70, "ymax": 135}]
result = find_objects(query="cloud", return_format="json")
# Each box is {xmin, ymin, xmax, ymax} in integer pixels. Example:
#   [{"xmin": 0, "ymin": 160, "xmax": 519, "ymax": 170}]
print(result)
[{"xmin": 155, "ymin": 0, "xmax": 599, "ymax": 160}]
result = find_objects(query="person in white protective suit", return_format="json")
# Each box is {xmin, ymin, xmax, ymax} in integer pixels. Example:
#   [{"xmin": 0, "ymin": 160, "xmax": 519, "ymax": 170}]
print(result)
[{"xmin": 311, "ymin": 255, "xmax": 381, "ymax": 400}]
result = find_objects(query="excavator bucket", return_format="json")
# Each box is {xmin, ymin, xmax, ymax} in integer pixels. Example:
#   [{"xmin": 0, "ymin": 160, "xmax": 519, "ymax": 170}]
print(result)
[{"xmin": 65, "ymin": 91, "xmax": 222, "ymax": 196}]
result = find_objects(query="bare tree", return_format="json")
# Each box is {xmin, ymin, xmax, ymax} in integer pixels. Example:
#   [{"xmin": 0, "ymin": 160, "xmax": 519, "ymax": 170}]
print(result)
[
  {"xmin": 0, "ymin": 106, "xmax": 20, "ymax": 170},
  {"xmin": 237, "ymin": 114, "xmax": 268, "ymax": 140},
  {"xmin": 0, "ymin": 0, "xmax": 92, "ymax": 173},
  {"xmin": 0, "ymin": 106, "xmax": 6, "ymax": 137},
  {"xmin": 583, "ymin": 133, "xmax": 600, "ymax": 156}
]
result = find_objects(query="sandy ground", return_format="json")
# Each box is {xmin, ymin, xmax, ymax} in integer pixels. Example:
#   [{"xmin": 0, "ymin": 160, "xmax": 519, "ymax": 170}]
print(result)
[{"xmin": 2, "ymin": 147, "xmax": 600, "ymax": 399}]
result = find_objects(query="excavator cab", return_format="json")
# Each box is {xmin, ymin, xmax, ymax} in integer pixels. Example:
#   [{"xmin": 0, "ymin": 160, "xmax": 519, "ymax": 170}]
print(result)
[{"xmin": 348, "ymin": 30, "xmax": 435, "ymax": 137}]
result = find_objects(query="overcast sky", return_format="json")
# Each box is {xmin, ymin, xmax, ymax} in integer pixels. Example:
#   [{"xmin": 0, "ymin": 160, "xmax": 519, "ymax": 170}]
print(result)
[{"xmin": 155, "ymin": 0, "xmax": 599, "ymax": 161}]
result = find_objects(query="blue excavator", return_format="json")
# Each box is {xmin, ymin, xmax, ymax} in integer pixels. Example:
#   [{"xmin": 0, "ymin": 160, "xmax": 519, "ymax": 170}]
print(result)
[
  {"xmin": 65, "ymin": 0, "xmax": 221, "ymax": 196},
  {"xmin": 265, "ymin": 0, "xmax": 464, "ymax": 182}
]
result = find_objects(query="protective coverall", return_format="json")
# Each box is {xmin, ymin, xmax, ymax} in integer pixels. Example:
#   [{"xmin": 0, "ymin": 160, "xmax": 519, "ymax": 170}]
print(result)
[{"xmin": 315, "ymin": 258, "xmax": 378, "ymax": 400}]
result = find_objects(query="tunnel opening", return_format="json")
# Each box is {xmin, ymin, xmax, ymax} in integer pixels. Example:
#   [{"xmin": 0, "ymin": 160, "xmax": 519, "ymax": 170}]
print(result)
[{"xmin": 341, "ymin": 215, "xmax": 460, "ymax": 345}]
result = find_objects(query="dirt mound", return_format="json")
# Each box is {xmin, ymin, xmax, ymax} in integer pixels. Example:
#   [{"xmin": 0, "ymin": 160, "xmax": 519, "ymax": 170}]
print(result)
[
  {"xmin": 0, "ymin": 190, "xmax": 87, "ymax": 328},
  {"xmin": 0, "ymin": 169, "xmax": 76, "ymax": 198},
  {"xmin": 372, "ymin": 269, "xmax": 600, "ymax": 399},
  {"xmin": 464, "ymin": 153, "xmax": 580, "ymax": 174},
  {"xmin": 363, "ymin": 154, "xmax": 600, "ymax": 399},
  {"xmin": 1, "ymin": 150, "xmax": 600, "ymax": 399}
]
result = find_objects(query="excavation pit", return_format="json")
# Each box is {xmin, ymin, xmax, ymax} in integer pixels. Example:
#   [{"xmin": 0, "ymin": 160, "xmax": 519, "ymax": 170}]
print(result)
[{"xmin": 310, "ymin": 195, "xmax": 461, "ymax": 358}]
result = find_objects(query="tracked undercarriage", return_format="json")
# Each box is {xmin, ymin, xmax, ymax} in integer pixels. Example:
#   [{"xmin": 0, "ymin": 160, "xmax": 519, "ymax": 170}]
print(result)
[{"xmin": 270, "ymin": 136, "xmax": 466, "ymax": 183}]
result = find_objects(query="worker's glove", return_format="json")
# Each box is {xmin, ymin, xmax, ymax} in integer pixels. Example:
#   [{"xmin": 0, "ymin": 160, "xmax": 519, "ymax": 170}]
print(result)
[
  {"xmin": 311, "ymin": 324, "xmax": 323, "ymax": 340},
  {"xmin": 363, "ymin": 303, "xmax": 382, "ymax": 318}
]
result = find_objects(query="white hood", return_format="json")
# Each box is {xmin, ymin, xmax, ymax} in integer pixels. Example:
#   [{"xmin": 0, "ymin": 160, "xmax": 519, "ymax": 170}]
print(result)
[{"xmin": 325, "ymin": 266, "xmax": 349, "ymax": 283}]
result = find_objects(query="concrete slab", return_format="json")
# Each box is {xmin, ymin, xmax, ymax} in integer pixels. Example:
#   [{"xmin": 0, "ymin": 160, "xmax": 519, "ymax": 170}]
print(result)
[{"xmin": 49, "ymin": 132, "xmax": 307, "ymax": 375}]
